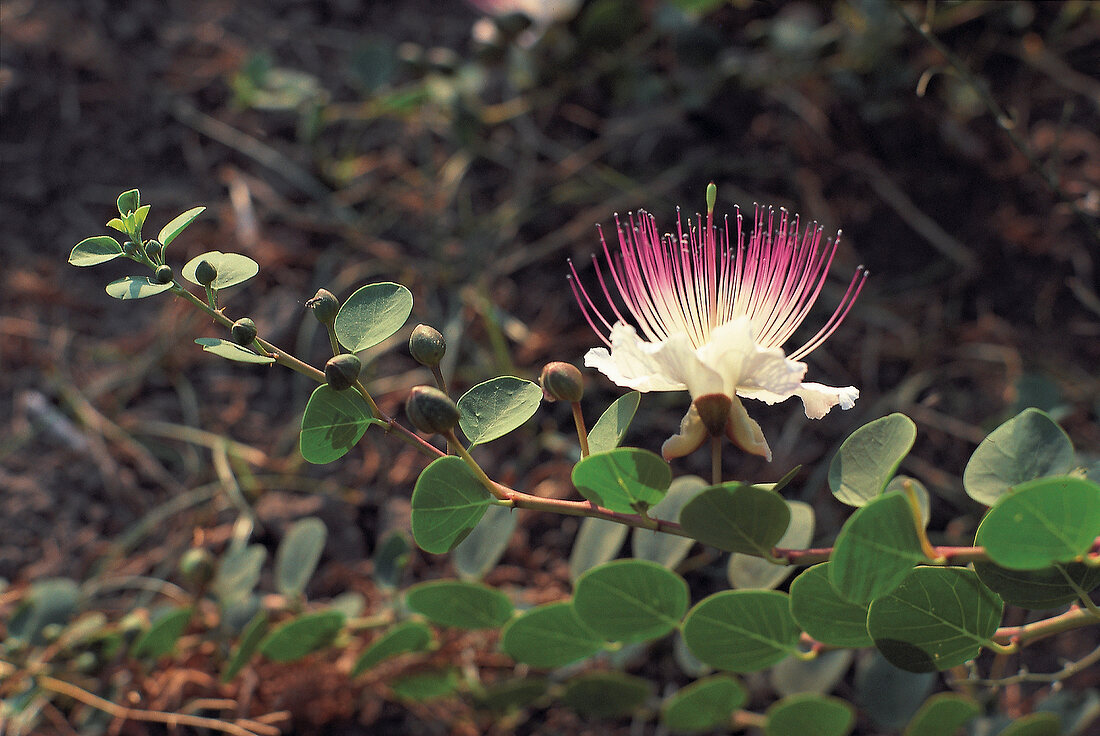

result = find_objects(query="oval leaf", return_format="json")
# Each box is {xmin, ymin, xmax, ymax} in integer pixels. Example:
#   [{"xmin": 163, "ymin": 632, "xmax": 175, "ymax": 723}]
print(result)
[
  {"xmin": 766, "ymin": 694, "xmax": 855, "ymax": 736},
  {"xmin": 587, "ymin": 391, "xmax": 641, "ymax": 454},
  {"xmin": 457, "ymin": 376, "xmax": 542, "ymax": 446},
  {"xmin": 453, "ymin": 504, "xmax": 517, "ymax": 581},
  {"xmin": 500, "ymin": 601, "xmax": 605, "ymax": 668},
  {"xmin": 571, "ymin": 447, "xmax": 672, "ymax": 514},
  {"xmin": 182, "ymin": 251, "xmax": 259, "ymax": 290},
  {"xmin": 390, "ymin": 669, "xmax": 458, "ymax": 702},
  {"xmin": 963, "ymin": 408, "xmax": 1075, "ymax": 506},
  {"xmin": 410, "ymin": 456, "xmax": 493, "ymax": 554},
  {"xmin": 682, "ymin": 590, "xmax": 800, "ymax": 672},
  {"xmin": 474, "ymin": 677, "xmax": 549, "ymax": 712},
  {"xmin": 867, "ymin": 567, "xmax": 1003, "ymax": 673},
  {"xmin": 855, "ymin": 652, "xmax": 936, "ymax": 731},
  {"xmin": 903, "ymin": 693, "xmax": 980, "ymax": 736},
  {"xmin": 788, "ymin": 563, "xmax": 872, "ymax": 648},
  {"xmin": 221, "ymin": 610, "xmax": 268, "ymax": 682},
  {"xmin": 678, "ymin": 483, "xmax": 790, "ymax": 556},
  {"xmin": 573, "ymin": 559, "xmax": 689, "ymax": 643},
  {"xmin": 70, "ymin": 236, "xmax": 124, "ymax": 266},
  {"xmin": 259, "ymin": 610, "xmax": 345, "ymax": 662},
  {"xmin": 569, "ymin": 516, "xmax": 629, "ymax": 583},
  {"xmin": 829, "ymin": 413, "xmax": 916, "ymax": 506},
  {"xmin": 131, "ymin": 607, "xmax": 191, "ymax": 659},
  {"xmin": 633, "ymin": 475, "xmax": 707, "ymax": 569},
  {"xmin": 661, "ymin": 675, "xmax": 746, "ymax": 734},
  {"xmin": 195, "ymin": 338, "xmax": 276, "ymax": 364},
  {"xmin": 117, "ymin": 189, "xmax": 140, "ymax": 216},
  {"xmin": 561, "ymin": 672, "xmax": 652, "ymax": 719},
  {"xmin": 973, "ymin": 560, "xmax": 1100, "ymax": 610},
  {"xmin": 299, "ymin": 385, "xmax": 380, "ymax": 464},
  {"xmin": 728, "ymin": 500, "xmax": 814, "ymax": 590},
  {"xmin": 998, "ymin": 713, "xmax": 1063, "ymax": 736},
  {"xmin": 333, "ymin": 282, "xmax": 413, "ymax": 352},
  {"xmin": 405, "ymin": 580, "xmax": 513, "ymax": 629},
  {"xmin": 974, "ymin": 476, "xmax": 1100, "ymax": 570},
  {"xmin": 6, "ymin": 578, "xmax": 80, "ymax": 646},
  {"xmin": 274, "ymin": 517, "xmax": 327, "ymax": 599},
  {"xmin": 770, "ymin": 650, "xmax": 854, "ymax": 698},
  {"xmin": 158, "ymin": 206, "xmax": 206, "ymax": 247},
  {"xmin": 105, "ymin": 276, "xmax": 173, "ymax": 300},
  {"xmin": 212, "ymin": 544, "xmax": 265, "ymax": 606},
  {"xmin": 351, "ymin": 621, "xmax": 433, "ymax": 676},
  {"xmin": 829, "ymin": 491, "xmax": 926, "ymax": 604}
]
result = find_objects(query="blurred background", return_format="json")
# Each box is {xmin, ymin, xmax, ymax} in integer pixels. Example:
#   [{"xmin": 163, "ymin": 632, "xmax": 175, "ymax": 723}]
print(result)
[{"xmin": 2, "ymin": 0, "xmax": 1098, "ymax": 733}]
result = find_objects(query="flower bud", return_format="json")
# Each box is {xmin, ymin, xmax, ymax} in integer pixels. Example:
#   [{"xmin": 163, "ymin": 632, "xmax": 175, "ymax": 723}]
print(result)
[
  {"xmin": 154, "ymin": 264, "xmax": 174, "ymax": 284},
  {"xmin": 693, "ymin": 393, "xmax": 732, "ymax": 437},
  {"xmin": 325, "ymin": 353, "xmax": 362, "ymax": 391},
  {"xmin": 195, "ymin": 259, "xmax": 218, "ymax": 286},
  {"xmin": 405, "ymin": 385, "xmax": 460, "ymax": 435},
  {"xmin": 178, "ymin": 547, "xmax": 215, "ymax": 588},
  {"xmin": 231, "ymin": 317, "xmax": 258, "ymax": 346},
  {"xmin": 409, "ymin": 324, "xmax": 446, "ymax": 367},
  {"xmin": 540, "ymin": 361, "xmax": 584, "ymax": 402},
  {"xmin": 305, "ymin": 288, "xmax": 340, "ymax": 326},
  {"xmin": 122, "ymin": 240, "xmax": 137, "ymax": 256},
  {"xmin": 145, "ymin": 239, "xmax": 163, "ymax": 262}
]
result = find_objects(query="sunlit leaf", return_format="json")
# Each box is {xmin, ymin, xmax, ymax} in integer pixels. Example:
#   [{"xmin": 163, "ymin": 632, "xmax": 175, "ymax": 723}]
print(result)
[
  {"xmin": 69, "ymin": 236, "xmax": 124, "ymax": 266},
  {"xmin": 588, "ymin": 391, "xmax": 641, "ymax": 454},
  {"xmin": 572, "ymin": 447, "xmax": 671, "ymax": 514},
  {"xmin": 405, "ymin": 580, "xmax": 513, "ymax": 629},
  {"xmin": 116, "ymin": 189, "xmax": 140, "ymax": 216},
  {"xmin": 105, "ymin": 276, "xmax": 173, "ymax": 300},
  {"xmin": 195, "ymin": 338, "xmax": 275, "ymax": 364},
  {"xmin": 963, "ymin": 408, "xmax": 1075, "ymax": 506},
  {"xmin": 679, "ymin": 483, "xmax": 790, "ymax": 556},
  {"xmin": 274, "ymin": 517, "xmax": 327, "ymax": 599},
  {"xmin": 829, "ymin": 413, "xmax": 916, "ymax": 507},
  {"xmin": 131, "ymin": 607, "xmax": 191, "ymax": 659},
  {"xmin": 333, "ymin": 282, "xmax": 413, "ymax": 352},
  {"xmin": 182, "ymin": 251, "xmax": 259, "ymax": 290},
  {"xmin": 457, "ymin": 376, "xmax": 542, "ymax": 446},
  {"xmin": 572, "ymin": 559, "xmax": 689, "ymax": 643},
  {"xmin": 299, "ymin": 385, "xmax": 381, "ymax": 464},
  {"xmin": 158, "ymin": 206, "xmax": 206, "ymax": 247},
  {"xmin": 410, "ymin": 456, "xmax": 492, "ymax": 554},
  {"xmin": 829, "ymin": 491, "xmax": 926, "ymax": 604},
  {"xmin": 682, "ymin": 590, "xmax": 800, "ymax": 672}
]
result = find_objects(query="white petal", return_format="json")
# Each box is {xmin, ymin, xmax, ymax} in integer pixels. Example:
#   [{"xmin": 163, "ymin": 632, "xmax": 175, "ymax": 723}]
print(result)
[
  {"xmin": 583, "ymin": 324, "xmax": 685, "ymax": 392},
  {"xmin": 697, "ymin": 317, "xmax": 805, "ymax": 398},
  {"xmin": 794, "ymin": 383, "xmax": 859, "ymax": 420},
  {"xmin": 726, "ymin": 396, "xmax": 772, "ymax": 461},
  {"xmin": 661, "ymin": 404, "xmax": 708, "ymax": 460}
]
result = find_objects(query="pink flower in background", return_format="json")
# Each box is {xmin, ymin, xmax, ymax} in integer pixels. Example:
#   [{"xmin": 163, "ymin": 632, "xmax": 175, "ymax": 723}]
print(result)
[{"xmin": 570, "ymin": 188, "xmax": 866, "ymax": 461}]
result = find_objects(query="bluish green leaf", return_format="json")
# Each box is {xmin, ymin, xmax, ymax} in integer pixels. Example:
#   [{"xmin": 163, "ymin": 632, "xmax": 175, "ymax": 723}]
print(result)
[
  {"xmin": 829, "ymin": 491, "xmax": 926, "ymax": 604},
  {"xmin": 221, "ymin": 610, "xmax": 268, "ymax": 681},
  {"xmin": 867, "ymin": 567, "xmax": 1003, "ymax": 673},
  {"xmin": 474, "ymin": 677, "xmax": 548, "ymax": 712},
  {"xmin": 561, "ymin": 672, "xmax": 652, "ymax": 718},
  {"xmin": 997, "ymin": 712, "xmax": 1063, "ymax": 736},
  {"xmin": 259, "ymin": 610, "xmax": 344, "ymax": 662},
  {"xmin": 405, "ymin": 580, "xmax": 513, "ymax": 629},
  {"xmin": 117, "ymin": 189, "xmax": 140, "ymax": 216},
  {"xmin": 682, "ymin": 590, "xmax": 800, "ymax": 672},
  {"xmin": 389, "ymin": 668, "xmax": 458, "ymax": 702},
  {"xmin": 457, "ymin": 376, "xmax": 542, "ymax": 446},
  {"xmin": 182, "ymin": 251, "xmax": 259, "ymax": 290},
  {"xmin": 69, "ymin": 236, "xmax": 124, "ymax": 266},
  {"xmin": 453, "ymin": 504, "xmax": 517, "ymax": 581},
  {"xmin": 351, "ymin": 621, "xmax": 433, "ymax": 675},
  {"xmin": 7, "ymin": 578, "xmax": 80, "ymax": 645},
  {"xmin": 410, "ymin": 456, "xmax": 492, "ymax": 554},
  {"xmin": 829, "ymin": 413, "xmax": 916, "ymax": 507},
  {"xmin": 195, "ymin": 338, "xmax": 276, "ymax": 364},
  {"xmin": 975, "ymin": 476, "xmax": 1100, "ymax": 570},
  {"xmin": 158, "ymin": 206, "xmax": 206, "ymax": 247},
  {"xmin": 633, "ymin": 475, "xmax": 707, "ymax": 569},
  {"xmin": 299, "ymin": 385, "xmax": 381, "ymax": 464},
  {"xmin": 500, "ymin": 602, "xmax": 604, "ymax": 668},
  {"xmin": 588, "ymin": 391, "xmax": 641, "ymax": 454},
  {"xmin": 770, "ymin": 650, "xmax": 854, "ymax": 698},
  {"xmin": 728, "ymin": 500, "xmax": 813, "ymax": 590},
  {"xmin": 274, "ymin": 517, "xmax": 327, "ymax": 598},
  {"xmin": 105, "ymin": 276, "xmax": 173, "ymax": 300},
  {"xmin": 131, "ymin": 607, "xmax": 191, "ymax": 659},
  {"xmin": 572, "ymin": 559, "xmax": 689, "ymax": 643},
  {"xmin": 571, "ymin": 447, "xmax": 671, "ymax": 514},
  {"xmin": 132, "ymin": 204, "xmax": 151, "ymax": 235},
  {"xmin": 903, "ymin": 693, "xmax": 980, "ymax": 736},
  {"xmin": 661, "ymin": 675, "xmax": 746, "ymax": 734},
  {"xmin": 885, "ymin": 476, "xmax": 931, "ymax": 527},
  {"xmin": 766, "ymin": 694, "xmax": 855, "ymax": 736},
  {"xmin": 963, "ymin": 408, "xmax": 1075, "ymax": 506},
  {"xmin": 570, "ymin": 517, "xmax": 629, "ymax": 582},
  {"xmin": 973, "ymin": 560, "xmax": 1100, "ymax": 609},
  {"xmin": 212, "ymin": 544, "xmax": 265, "ymax": 606},
  {"xmin": 372, "ymin": 530, "xmax": 410, "ymax": 589},
  {"xmin": 333, "ymin": 282, "xmax": 413, "ymax": 352},
  {"xmin": 788, "ymin": 563, "xmax": 872, "ymax": 648},
  {"xmin": 678, "ymin": 483, "xmax": 790, "ymax": 556},
  {"xmin": 855, "ymin": 652, "xmax": 936, "ymax": 731}
]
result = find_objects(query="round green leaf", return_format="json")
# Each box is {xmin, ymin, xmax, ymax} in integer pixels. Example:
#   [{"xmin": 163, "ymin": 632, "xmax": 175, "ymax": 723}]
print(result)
[
  {"xmin": 372, "ymin": 531, "xmax": 411, "ymax": 589},
  {"xmin": 571, "ymin": 447, "xmax": 672, "ymax": 514},
  {"xmin": 569, "ymin": 516, "xmax": 629, "ymax": 582},
  {"xmin": 221, "ymin": 610, "xmax": 268, "ymax": 682},
  {"xmin": 867, "ymin": 567, "xmax": 1003, "ymax": 673},
  {"xmin": 405, "ymin": 580, "xmax": 513, "ymax": 629},
  {"xmin": 6, "ymin": 578, "xmax": 80, "ymax": 646},
  {"xmin": 182, "ymin": 251, "xmax": 259, "ymax": 289},
  {"xmin": 770, "ymin": 650, "xmax": 854, "ymax": 698},
  {"xmin": 500, "ymin": 601, "xmax": 605, "ymax": 668},
  {"xmin": 974, "ymin": 476, "xmax": 1100, "ymax": 570},
  {"xmin": 274, "ymin": 517, "xmax": 327, "ymax": 599},
  {"xmin": 69, "ymin": 235, "xmax": 124, "ymax": 266},
  {"xmin": 105, "ymin": 276, "xmax": 173, "ymax": 300},
  {"xmin": 903, "ymin": 693, "xmax": 980, "ymax": 736},
  {"xmin": 765, "ymin": 693, "xmax": 855, "ymax": 736},
  {"xmin": 963, "ymin": 408, "xmax": 1075, "ymax": 506},
  {"xmin": 661, "ymin": 675, "xmax": 746, "ymax": 734},
  {"xmin": 728, "ymin": 501, "xmax": 814, "ymax": 590},
  {"xmin": 474, "ymin": 677, "xmax": 548, "ymax": 712},
  {"xmin": 131, "ymin": 607, "xmax": 191, "ymax": 659},
  {"xmin": 633, "ymin": 475, "xmax": 707, "ymax": 569},
  {"xmin": 299, "ymin": 385, "xmax": 380, "ymax": 464},
  {"xmin": 854, "ymin": 652, "xmax": 936, "ymax": 731},
  {"xmin": 212, "ymin": 544, "xmax": 265, "ymax": 606},
  {"xmin": 998, "ymin": 712, "xmax": 1063, "ymax": 736},
  {"xmin": 973, "ymin": 560, "xmax": 1100, "ymax": 609},
  {"xmin": 259, "ymin": 610, "xmax": 345, "ymax": 662},
  {"xmin": 560, "ymin": 672, "xmax": 652, "ymax": 718},
  {"xmin": 194, "ymin": 338, "xmax": 276, "ymax": 364},
  {"xmin": 158, "ymin": 206, "xmax": 206, "ymax": 247},
  {"xmin": 453, "ymin": 504, "xmax": 517, "ymax": 581},
  {"xmin": 886, "ymin": 476, "xmax": 931, "ymax": 527},
  {"xmin": 333, "ymin": 282, "xmax": 413, "ymax": 352},
  {"xmin": 829, "ymin": 413, "xmax": 916, "ymax": 507},
  {"xmin": 789, "ymin": 563, "xmax": 872, "ymax": 647},
  {"xmin": 410, "ymin": 456, "xmax": 493, "ymax": 554},
  {"xmin": 116, "ymin": 188, "xmax": 140, "ymax": 216},
  {"xmin": 457, "ymin": 376, "xmax": 543, "ymax": 446},
  {"xmin": 587, "ymin": 391, "xmax": 641, "ymax": 454},
  {"xmin": 682, "ymin": 590, "xmax": 800, "ymax": 672},
  {"xmin": 351, "ymin": 621, "xmax": 433, "ymax": 676},
  {"xmin": 829, "ymin": 491, "xmax": 926, "ymax": 604},
  {"xmin": 572, "ymin": 559, "xmax": 689, "ymax": 643},
  {"xmin": 678, "ymin": 483, "xmax": 790, "ymax": 556},
  {"xmin": 390, "ymin": 668, "xmax": 458, "ymax": 702}
]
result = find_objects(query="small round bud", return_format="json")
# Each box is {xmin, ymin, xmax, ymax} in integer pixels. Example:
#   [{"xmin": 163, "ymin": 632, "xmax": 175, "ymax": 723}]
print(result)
[
  {"xmin": 540, "ymin": 362, "xmax": 584, "ymax": 403},
  {"xmin": 325, "ymin": 353, "xmax": 362, "ymax": 391},
  {"xmin": 154, "ymin": 264, "xmax": 174, "ymax": 284},
  {"xmin": 178, "ymin": 547, "xmax": 215, "ymax": 588},
  {"xmin": 305, "ymin": 288, "xmax": 340, "ymax": 326},
  {"xmin": 195, "ymin": 259, "xmax": 218, "ymax": 286},
  {"xmin": 405, "ymin": 385, "xmax": 460, "ymax": 435},
  {"xmin": 409, "ymin": 324, "xmax": 446, "ymax": 367},
  {"xmin": 231, "ymin": 317, "xmax": 258, "ymax": 346},
  {"xmin": 145, "ymin": 240, "xmax": 163, "ymax": 262},
  {"xmin": 122, "ymin": 240, "xmax": 137, "ymax": 256},
  {"xmin": 693, "ymin": 393, "xmax": 733, "ymax": 437}
]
